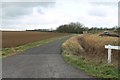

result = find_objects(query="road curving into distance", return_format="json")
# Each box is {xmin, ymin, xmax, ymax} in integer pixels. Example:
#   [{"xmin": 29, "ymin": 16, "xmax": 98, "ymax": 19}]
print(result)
[{"xmin": 2, "ymin": 36, "xmax": 91, "ymax": 78}]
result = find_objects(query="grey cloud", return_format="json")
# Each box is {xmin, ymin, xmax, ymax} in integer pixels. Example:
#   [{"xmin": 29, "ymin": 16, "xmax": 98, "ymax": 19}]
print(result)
[
  {"xmin": 2, "ymin": 0, "xmax": 55, "ymax": 2},
  {"xmin": 2, "ymin": 2, "xmax": 55, "ymax": 8},
  {"xmin": 90, "ymin": 2, "xmax": 118, "ymax": 7},
  {"xmin": 88, "ymin": 8, "xmax": 107, "ymax": 17},
  {"xmin": 2, "ymin": 6, "xmax": 32, "ymax": 19},
  {"xmin": 119, "ymin": 1, "xmax": 120, "ymax": 26},
  {"xmin": 119, "ymin": 1, "xmax": 120, "ymax": 7},
  {"xmin": 1, "ymin": 2, "xmax": 55, "ymax": 19}
]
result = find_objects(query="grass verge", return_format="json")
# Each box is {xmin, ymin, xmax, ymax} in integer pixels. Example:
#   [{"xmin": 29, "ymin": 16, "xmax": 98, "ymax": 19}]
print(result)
[
  {"xmin": 61, "ymin": 35, "xmax": 119, "ymax": 79},
  {"xmin": 1, "ymin": 35, "xmax": 71, "ymax": 58}
]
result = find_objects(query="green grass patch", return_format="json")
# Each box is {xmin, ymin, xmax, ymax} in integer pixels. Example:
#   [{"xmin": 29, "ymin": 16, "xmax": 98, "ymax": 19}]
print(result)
[{"xmin": 62, "ymin": 47, "xmax": 119, "ymax": 79}]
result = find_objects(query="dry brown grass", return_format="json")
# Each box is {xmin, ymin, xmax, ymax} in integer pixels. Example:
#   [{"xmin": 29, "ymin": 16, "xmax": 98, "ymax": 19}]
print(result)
[
  {"xmin": 83, "ymin": 34, "xmax": 119, "ymax": 46},
  {"xmin": 78, "ymin": 34, "xmax": 119, "ymax": 67},
  {"xmin": 62, "ymin": 36, "xmax": 84, "ymax": 55},
  {"xmin": 2, "ymin": 31, "xmax": 68, "ymax": 48},
  {"xmin": 62, "ymin": 34, "xmax": 119, "ymax": 78},
  {"xmin": 62, "ymin": 34, "xmax": 119, "ymax": 67}
]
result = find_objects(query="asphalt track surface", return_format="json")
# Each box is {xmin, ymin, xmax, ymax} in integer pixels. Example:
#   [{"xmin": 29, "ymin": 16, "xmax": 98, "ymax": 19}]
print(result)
[{"xmin": 2, "ymin": 36, "xmax": 91, "ymax": 78}]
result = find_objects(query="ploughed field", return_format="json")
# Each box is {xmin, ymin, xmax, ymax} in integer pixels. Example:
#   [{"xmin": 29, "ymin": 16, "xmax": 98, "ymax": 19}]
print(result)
[{"xmin": 2, "ymin": 31, "xmax": 68, "ymax": 48}]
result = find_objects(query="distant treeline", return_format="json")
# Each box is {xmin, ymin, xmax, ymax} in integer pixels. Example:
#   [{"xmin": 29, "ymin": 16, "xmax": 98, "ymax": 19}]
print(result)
[
  {"xmin": 26, "ymin": 29, "xmax": 54, "ymax": 32},
  {"xmin": 26, "ymin": 22, "xmax": 119, "ymax": 34},
  {"xmin": 87, "ymin": 26, "xmax": 120, "ymax": 34},
  {"xmin": 56, "ymin": 22, "xmax": 119, "ymax": 34},
  {"xmin": 56, "ymin": 22, "xmax": 88, "ymax": 33}
]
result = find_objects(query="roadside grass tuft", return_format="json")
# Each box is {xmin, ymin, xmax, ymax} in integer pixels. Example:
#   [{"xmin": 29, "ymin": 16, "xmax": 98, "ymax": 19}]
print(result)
[
  {"xmin": 2, "ymin": 40, "xmax": 50, "ymax": 57},
  {"xmin": 62, "ymin": 52, "xmax": 118, "ymax": 79}
]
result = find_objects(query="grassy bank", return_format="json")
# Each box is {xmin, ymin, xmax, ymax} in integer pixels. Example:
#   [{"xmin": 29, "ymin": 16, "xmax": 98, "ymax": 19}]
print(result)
[
  {"xmin": 1, "ymin": 35, "xmax": 71, "ymax": 58},
  {"xmin": 61, "ymin": 35, "xmax": 119, "ymax": 79},
  {"xmin": 78, "ymin": 34, "xmax": 119, "ymax": 67}
]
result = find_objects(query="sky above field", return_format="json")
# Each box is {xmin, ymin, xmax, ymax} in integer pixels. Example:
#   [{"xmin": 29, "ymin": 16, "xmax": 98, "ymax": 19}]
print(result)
[{"xmin": 0, "ymin": 0, "xmax": 119, "ymax": 30}]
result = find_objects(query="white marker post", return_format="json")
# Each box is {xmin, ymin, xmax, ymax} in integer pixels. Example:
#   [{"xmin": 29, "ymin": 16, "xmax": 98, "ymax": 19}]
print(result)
[
  {"xmin": 107, "ymin": 45, "xmax": 112, "ymax": 63},
  {"xmin": 105, "ymin": 45, "xmax": 120, "ymax": 63}
]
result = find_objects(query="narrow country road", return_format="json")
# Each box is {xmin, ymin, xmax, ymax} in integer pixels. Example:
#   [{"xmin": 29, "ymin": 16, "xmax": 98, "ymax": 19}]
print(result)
[{"xmin": 2, "ymin": 36, "xmax": 91, "ymax": 78}]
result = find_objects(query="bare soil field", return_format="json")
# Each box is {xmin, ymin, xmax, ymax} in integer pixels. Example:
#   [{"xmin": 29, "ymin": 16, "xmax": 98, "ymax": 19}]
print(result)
[{"xmin": 2, "ymin": 31, "xmax": 68, "ymax": 48}]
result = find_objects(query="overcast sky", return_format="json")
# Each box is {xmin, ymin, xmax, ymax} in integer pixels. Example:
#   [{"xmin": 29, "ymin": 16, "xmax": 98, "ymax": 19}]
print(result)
[{"xmin": 0, "ymin": 0, "xmax": 119, "ymax": 30}]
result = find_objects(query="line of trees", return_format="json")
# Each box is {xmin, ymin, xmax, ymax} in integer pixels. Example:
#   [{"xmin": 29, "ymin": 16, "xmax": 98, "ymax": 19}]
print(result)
[
  {"xmin": 56, "ymin": 22, "xmax": 88, "ymax": 33},
  {"xmin": 56, "ymin": 22, "xmax": 119, "ymax": 34},
  {"xmin": 26, "ymin": 29, "xmax": 54, "ymax": 32},
  {"xmin": 26, "ymin": 22, "xmax": 119, "ymax": 34},
  {"xmin": 88, "ymin": 26, "xmax": 120, "ymax": 33}
]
